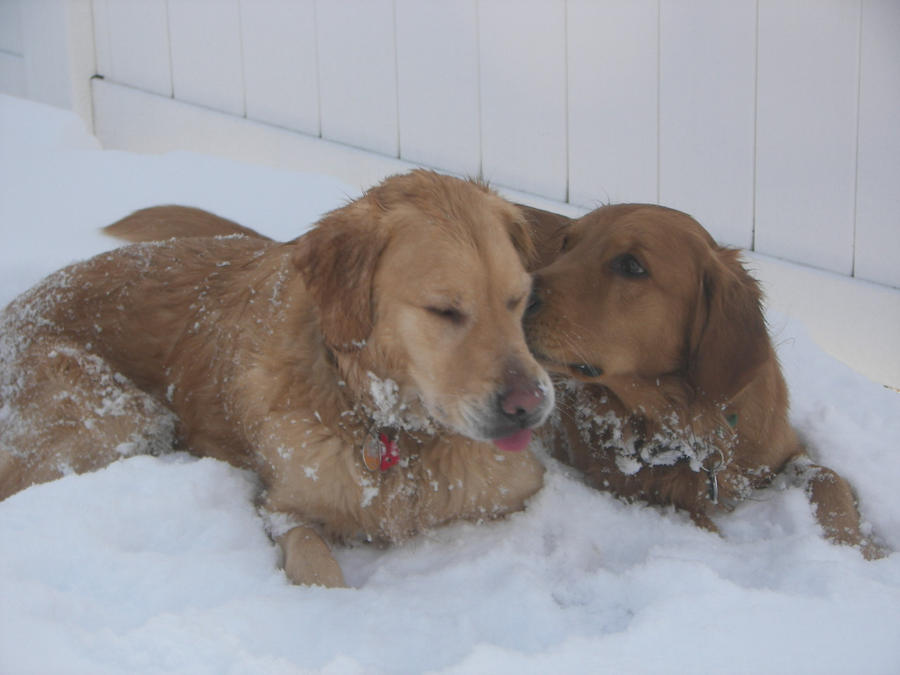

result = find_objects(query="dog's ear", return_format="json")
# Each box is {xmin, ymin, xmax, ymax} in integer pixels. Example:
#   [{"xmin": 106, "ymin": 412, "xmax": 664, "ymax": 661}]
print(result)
[
  {"xmin": 516, "ymin": 204, "xmax": 572, "ymax": 270},
  {"xmin": 505, "ymin": 212, "xmax": 539, "ymax": 269},
  {"xmin": 292, "ymin": 201, "xmax": 389, "ymax": 352},
  {"xmin": 688, "ymin": 247, "xmax": 770, "ymax": 404}
]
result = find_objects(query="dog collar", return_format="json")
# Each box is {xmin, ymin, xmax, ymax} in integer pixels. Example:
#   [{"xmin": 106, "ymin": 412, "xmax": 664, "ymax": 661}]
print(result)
[
  {"xmin": 703, "ymin": 411, "xmax": 738, "ymax": 503},
  {"xmin": 362, "ymin": 430, "xmax": 400, "ymax": 472},
  {"xmin": 703, "ymin": 448, "xmax": 725, "ymax": 504}
]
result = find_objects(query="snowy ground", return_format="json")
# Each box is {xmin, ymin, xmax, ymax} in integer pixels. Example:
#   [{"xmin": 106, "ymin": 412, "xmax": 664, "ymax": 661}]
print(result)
[{"xmin": 1, "ymin": 94, "xmax": 899, "ymax": 674}]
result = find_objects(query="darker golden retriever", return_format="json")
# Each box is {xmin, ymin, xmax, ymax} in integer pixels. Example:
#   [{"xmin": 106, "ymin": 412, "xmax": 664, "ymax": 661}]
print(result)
[
  {"xmin": 522, "ymin": 203, "xmax": 884, "ymax": 558},
  {"xmin": 0, "ymin": 170, "xmax": 555, "ymax": 585}
]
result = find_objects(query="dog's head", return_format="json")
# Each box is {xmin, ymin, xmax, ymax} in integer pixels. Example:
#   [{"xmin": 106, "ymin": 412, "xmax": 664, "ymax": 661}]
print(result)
[
  {"xmin": 525, "ymin": 204, "xmax": 769, "ymax": 405},
  {"xmin": 293, "ymin": 170, "xmax": 554, "ymax": 449}
]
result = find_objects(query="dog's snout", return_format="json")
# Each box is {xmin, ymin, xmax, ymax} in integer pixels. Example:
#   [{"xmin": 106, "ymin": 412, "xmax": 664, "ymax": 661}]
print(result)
[
  {"xmin": 498, "ymin": 369, "xmax": 547, "ymax": 424},
  {"xmin": 500, "ymin": 385, "xmax": 544, "ymax": 419},
  {"xmin": 475, "ymin": 362, "xmax": 553, "ymax": 441}
]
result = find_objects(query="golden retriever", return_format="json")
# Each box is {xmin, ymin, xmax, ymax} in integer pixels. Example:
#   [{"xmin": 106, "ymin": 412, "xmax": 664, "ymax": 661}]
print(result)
[
  {"xmin": 93, "ymin": 197, "xmax": 883, "ymax": 558},
  {"xmin": 522, "ymin": 203, "xmax": 884, "ymax": 558},
  {"xmin": 0, "ymin": 170, "xmax": 555, "ymax": 586}
]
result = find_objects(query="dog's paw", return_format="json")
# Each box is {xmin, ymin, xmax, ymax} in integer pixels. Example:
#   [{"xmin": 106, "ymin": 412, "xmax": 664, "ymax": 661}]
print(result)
[{"xmin": 278, "ymin": 526, "xmax": 347, "ymax": 588}]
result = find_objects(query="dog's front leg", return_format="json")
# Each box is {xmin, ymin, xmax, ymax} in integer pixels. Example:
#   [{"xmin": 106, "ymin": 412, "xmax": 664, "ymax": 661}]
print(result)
[
  {"xmin": 245, "ymin": 413, "xmax": 352, "ymax": 586},
  {"xmin": 277, "ymin": 525, "xmax": 347, "ymax": 587}
]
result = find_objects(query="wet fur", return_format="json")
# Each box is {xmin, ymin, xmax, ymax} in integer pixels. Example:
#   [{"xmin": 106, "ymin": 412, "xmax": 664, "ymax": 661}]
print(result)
[
  {"xmin": 523, "ymin": 204, "xmax": 884, "ymax": 559},
  {"xmin": 0, "ymin": 170, "xmax": 554, "ymax": 585},
  {"xmin": 98, "ymin": 198, "xmax": 885, "ymax": 557}
]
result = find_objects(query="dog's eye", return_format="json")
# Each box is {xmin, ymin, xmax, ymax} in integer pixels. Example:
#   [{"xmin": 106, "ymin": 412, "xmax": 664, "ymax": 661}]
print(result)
[
  {"xmin": 560, "ymin": 235, "xmax": 570, "ymax": 252},
  {"xmin": 507, "ymin": 294, "xmax": 526, "ymax": 311},
  {"xmin": 610, "ymin": 254, "xmax": 648, "ymax": 278},
  {"xmin": 570, "ymin": 363, "xmax": 604, "ymax": 378},
  {"xmin": 426, "ymin": 306, "xmax": 466, "ymax": 325}
]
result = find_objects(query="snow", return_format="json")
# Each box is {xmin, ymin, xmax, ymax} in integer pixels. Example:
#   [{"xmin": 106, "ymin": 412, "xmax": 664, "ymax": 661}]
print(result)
[{"xmin": 1, "ymin": 94, "xmax": 899, "ymax": 674}]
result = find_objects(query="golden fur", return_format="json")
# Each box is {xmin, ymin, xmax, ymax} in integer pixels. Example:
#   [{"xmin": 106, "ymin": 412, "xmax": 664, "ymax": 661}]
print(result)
[
  {"xmin": 0, "ymin": 170, "xmax": 555, "ymax": 585},
  {"xmin": 78, "ymin": 196, "xmax": 884, "ymax": 558},
  {"xmin": 522, "ymin": 203, "xmax": 884, "ymax": 558}
]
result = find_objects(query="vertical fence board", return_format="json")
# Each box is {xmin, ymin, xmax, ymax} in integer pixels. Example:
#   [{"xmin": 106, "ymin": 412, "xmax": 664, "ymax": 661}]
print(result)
[
  {"xmin": 0, "ymin": 0, "xmax": 23, "ymax": 96},
  {"xmin": 168, "ymin": 0, "xmax": 244, "ymax": 116},
  {"xmin": 568, "ymin": 0, "xmax": 658, "ymax": 206},
  {"xmin": 316, "ymin": 0, "xmax": 398, "ymax": 157},
  {"xmin": 854, "ymin": 0, "xmax": 900, "ymax": 288},
  {"xmin": 658, "ymin": 0, "xmax": 756, "ymax": 249},
  {"xmin": 479, "ymin": 0, "xmax": 566, "ymax": 200},
  {"xmin": 0, "ymin": 0, "xmax": 22, "ymax": 54},
  {"xmin": 240, "ymin": 0, "xmax": 319, "ymax": 135},
  {"xmin": 395, "ymin": 0, "xmax": 479, "ymax": 177},
  {"xmin": 16, "ymin": 0, "xmax": 94, "ymax": 122},
  {"xmin": 92, "ymin": 0, "xmax": 171, "ymax": 97},
  {"xmin": 755, "ymin": 0, "xmax": 860, "ymax": 274},
  {"xmin": 0, "ymin": 52, "xmax": 23, "ymax": 97},
  {"xmin": 92, "ymin": 0, "xmax": 111, "ymax": 77}
]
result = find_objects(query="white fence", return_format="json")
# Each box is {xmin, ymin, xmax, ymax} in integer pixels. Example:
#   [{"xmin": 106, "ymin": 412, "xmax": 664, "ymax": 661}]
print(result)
[{"xmin": 1, "ymin": 0, "xmax": 898, "ymax": 289}]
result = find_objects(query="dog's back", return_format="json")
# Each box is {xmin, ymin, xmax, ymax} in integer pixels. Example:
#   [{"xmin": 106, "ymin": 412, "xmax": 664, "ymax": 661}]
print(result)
[{"xmin": 0, "ymin": 235, "xmax": 280, "ymax": 497}]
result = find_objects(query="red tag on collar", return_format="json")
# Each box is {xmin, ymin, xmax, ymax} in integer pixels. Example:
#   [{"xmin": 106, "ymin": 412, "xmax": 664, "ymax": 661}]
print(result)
[
  {"xmin": 363, "ymin": 432, "xmax": 400, "ymax": 472},
  {"xmin": 378, "ymin": 432, "xmax": 400, "ymax": 470}
]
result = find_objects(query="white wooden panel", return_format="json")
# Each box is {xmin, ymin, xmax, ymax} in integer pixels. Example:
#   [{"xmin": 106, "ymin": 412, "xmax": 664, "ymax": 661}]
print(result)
[
  {"xmin": 755, "ymin": 0, "xmax": 860, "ymax": 274},
  {"xmin": 92, "ymin": 79, "xmax": 412, "ymax": 195},
  {"xmin": 316, "ymin": 0, "xmax": 398, "ymax": 157},
  {"xmin": 854, "ymin": 0, "xmax": 900, "ymax": 288},
  {"xmin": 479, "ymin": 0, "xmax": 566, "ymax": 200},
  {"xmin": 92, "ymin": 0, "xmax": 111, "ymax": 76},
  {"xmin": 168, "ymin": 0, "xmax": 244, "ymax": 116},
  {"xmin": 92, "ymin": 0, "xmax": 171, "ymax": 96},
  {"xmin": 568, "ymin": 0, "xmax": 658, "ymax": 206},
  {"xmin": 658, "ymin": 0, "xmax": 756, "ymax": 249},
  {"xmin": 749, "ymin": 251, "xmax": 900, "ymax": 389},
  {"xmin": 18, "ymin": 0, "xmax": 95, "ymax": 124},
  {"xmin": 0, "ymin": 0, "xmax": 22, "ymax": 54},
  {"xmin": 395, "ymin": 0, "xmax": 479, "ymax": 177},
  {"xmin": 0, "ymin": 52, "xmax": 24, "ymax": 97},
  {"xmin": 0, "ymin": 0, "xmax": 24, "ymax": 98},
  {"xmin": 240, "ymin": 0, "xmax": 319, "ymax": 135}
]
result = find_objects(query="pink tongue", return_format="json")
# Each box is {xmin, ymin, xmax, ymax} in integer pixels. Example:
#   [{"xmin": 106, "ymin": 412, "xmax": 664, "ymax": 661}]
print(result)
[{"xmin": 492, "ymin": 428, "xmax": 533, "ymax": 452}]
